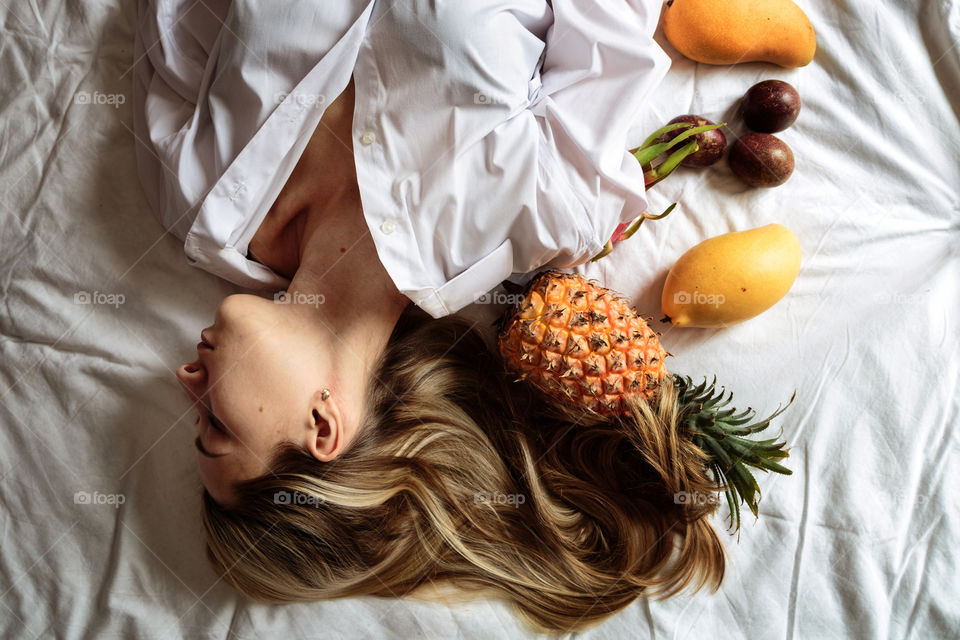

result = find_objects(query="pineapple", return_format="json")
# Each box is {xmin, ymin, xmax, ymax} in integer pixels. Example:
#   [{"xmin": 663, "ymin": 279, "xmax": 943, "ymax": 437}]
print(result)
[
  {"xmin": 497, "ymin": 270, "xmax": 793, "ymax": 532},
  {"xmin": 498, "ymin": 270, "xmax": 668, "ymax": 416}
]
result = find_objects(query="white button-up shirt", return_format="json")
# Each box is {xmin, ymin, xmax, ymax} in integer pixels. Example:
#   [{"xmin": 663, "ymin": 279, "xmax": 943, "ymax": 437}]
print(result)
[{"xmin": 133, "ymin": 0, "xmax": 669, "ymax": 318}]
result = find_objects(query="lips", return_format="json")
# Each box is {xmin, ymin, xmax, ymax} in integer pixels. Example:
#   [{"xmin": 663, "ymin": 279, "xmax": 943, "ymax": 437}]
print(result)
[{"xmin": 198, "ymin": 330, "xmax": 214, "ymax": 351}]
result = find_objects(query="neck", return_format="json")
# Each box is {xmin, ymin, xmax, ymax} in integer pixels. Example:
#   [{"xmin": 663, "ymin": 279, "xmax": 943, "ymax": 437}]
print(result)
[{"xmin": 287, "ymin": 197, "xmax": 409, "ymax": 384}]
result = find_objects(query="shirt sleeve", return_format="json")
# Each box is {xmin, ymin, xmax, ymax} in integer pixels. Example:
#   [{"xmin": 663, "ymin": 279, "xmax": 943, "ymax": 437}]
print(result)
[
  {"xmin": 136, "ymin": 0, "xmax": 229, "ymax": 103},
  {"xmin": 529, "ymin": 0, "xmax": 670, "ymax": 265},
  {"xmin": 133, "ymin": 0, "xmax": 232, "ymax": 241}
]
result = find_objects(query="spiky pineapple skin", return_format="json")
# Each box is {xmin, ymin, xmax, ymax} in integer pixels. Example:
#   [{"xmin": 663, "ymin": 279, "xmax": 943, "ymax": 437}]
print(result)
[{"xmin": 498, "ymin": 271, "xmax": 669, "ymax": 416}]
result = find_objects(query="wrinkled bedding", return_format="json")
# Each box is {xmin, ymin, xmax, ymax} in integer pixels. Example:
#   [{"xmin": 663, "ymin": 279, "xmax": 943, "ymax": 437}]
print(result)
[{"xmin": 0, "ymin": 1, "xmax": 957, "ymax": 638}]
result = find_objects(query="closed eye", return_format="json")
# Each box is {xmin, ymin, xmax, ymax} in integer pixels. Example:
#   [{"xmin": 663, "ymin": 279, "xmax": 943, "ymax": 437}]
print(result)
[
  {"xmin": 195, "ymin": 436, "xmax": 225, "ymax": 458},
  {"xmin": 206, "ymin": 408, "xmax": 229, "ymax": 436},
  {"xmin": 195, "ymin": 408, "xmax": 229, "ymax": 459}
]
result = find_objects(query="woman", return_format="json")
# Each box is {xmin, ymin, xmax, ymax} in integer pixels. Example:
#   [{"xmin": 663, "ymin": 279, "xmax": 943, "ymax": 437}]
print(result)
[
  {"xmin": 171, "ymin": 80, "xmax": 411, "ymax": 503},
  {"xmin": 134, "ymin": 0, "xmax": 724, "ymax": 632}
]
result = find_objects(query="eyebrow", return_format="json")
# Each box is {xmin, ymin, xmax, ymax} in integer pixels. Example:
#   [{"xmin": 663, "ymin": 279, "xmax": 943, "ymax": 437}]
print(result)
[{"xmin": 195, "ymin": 435, "xmax": 226, "ymax": 458}]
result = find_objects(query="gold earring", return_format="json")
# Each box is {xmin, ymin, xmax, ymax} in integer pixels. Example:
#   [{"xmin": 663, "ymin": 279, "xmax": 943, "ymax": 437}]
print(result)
[{"xmin": 321, "ymin": 389, "xmax": 330, "ymax": 401}]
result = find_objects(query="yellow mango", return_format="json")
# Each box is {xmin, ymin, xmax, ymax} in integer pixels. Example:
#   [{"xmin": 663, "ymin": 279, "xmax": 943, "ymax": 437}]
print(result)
[
  {"xmin": 661, "ymin": 224, "xmax": 801, "ymax": 328},
  {"xmin": 662, "ymin": 0, "xmax": 816, "ymax": 68}
]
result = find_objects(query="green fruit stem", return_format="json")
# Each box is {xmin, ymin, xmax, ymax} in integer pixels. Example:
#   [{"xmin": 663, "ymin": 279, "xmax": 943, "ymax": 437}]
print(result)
[
  {"xmin": 631, "ymin": 121, "xmax": 694, "ymax": 158},
  {"xmin": 589, "ymin": 203, "xmax": 678, "ymax": 262},
  {"xmin": 632, "ymin": 122, "xmax": 725, "ymax": 169},
  {"xmin": 643, "ymin": 140, "xmax": 699, "ymax": 189},
  {"xmin": 590, "ymin": 242, "xmax": 616, "ymax": 262},
  {"xmin": 618, "ymin": 202, "xmax": 678, "ymax": 241},
  {"xmin": 590, "ymin": 121, "xmax": 726, "ymax": 262}
]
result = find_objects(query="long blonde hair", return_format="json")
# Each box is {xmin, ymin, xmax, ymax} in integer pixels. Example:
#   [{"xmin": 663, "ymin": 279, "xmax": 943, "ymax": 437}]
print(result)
[{"xmin": 201, "ymin": 306, "xmax": 725, "ymax": 633}]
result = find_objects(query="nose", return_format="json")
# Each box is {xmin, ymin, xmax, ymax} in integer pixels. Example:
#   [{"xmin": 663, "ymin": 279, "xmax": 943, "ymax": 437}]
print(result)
[{"xmin": 176, "ymin": 360, "xmax": 208, "ymax": 404}]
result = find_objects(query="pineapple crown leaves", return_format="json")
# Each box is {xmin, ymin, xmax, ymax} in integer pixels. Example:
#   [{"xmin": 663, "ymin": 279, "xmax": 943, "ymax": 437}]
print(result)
[{"xmin": 673, "ymin": 375, "xmax": 794, "ymax": 536}]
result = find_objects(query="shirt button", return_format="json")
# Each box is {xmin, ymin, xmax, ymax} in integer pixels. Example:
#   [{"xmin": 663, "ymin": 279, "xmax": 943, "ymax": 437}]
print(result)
[
  {"xmin": 360, "ymin": 130, "xmax": 377, "ymax": 145},
  {"xmin": 380, "ymin": 220, "xmax": 396, "ymax": 235}
]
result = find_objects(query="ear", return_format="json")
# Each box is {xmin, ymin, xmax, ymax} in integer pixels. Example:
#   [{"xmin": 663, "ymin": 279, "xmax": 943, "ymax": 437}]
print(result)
[{"xmin": 304, "ymin": 388, "xmax": 346, "ymax": 462}]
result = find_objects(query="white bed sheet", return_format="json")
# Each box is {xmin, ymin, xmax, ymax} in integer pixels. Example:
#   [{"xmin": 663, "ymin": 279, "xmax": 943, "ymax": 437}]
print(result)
[{"xmin": 0, "ymin": 1, "xmax": 957, "ymax": 638}]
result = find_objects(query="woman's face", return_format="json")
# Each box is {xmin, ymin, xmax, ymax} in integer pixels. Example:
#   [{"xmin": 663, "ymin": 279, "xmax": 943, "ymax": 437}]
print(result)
[{"xmin": 175, "ymin": 294, "xmax": 354, "ymax": 505}]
